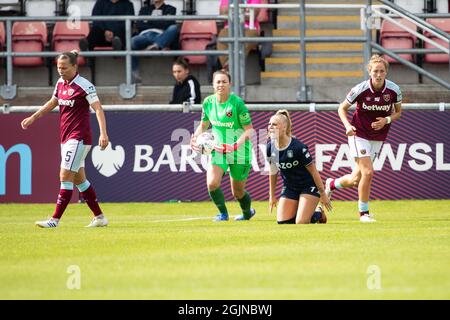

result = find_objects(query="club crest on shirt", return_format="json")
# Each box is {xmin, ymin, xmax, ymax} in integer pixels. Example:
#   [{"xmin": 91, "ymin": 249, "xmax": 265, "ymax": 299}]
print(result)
[
  {"xmin": 239, "ymin": 112, "xmax": 250, "ymax": 122},
  {"xmin": 287, "ymin": 150, "xmax": 293, "ymax": 158},
  {"xmin": 226, "ymin": 108, "xmax": 233, "ymax": 118},
  {"xmin": 68, "ymin": 88, "xmax": 74, "ymax": 96},
  {"xmin": 361, "ymin": 149, "xmax": 366, "ymax": 155},
  {"xmin": 383, "ymin": 94, "xmax": 390, "ymax": 102}
]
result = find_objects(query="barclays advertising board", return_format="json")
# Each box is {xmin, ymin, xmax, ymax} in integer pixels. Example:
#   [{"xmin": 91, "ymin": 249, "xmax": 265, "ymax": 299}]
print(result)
[{"xmin": 1, "ymin": 111, "xmax": 449, "ymax": 203}]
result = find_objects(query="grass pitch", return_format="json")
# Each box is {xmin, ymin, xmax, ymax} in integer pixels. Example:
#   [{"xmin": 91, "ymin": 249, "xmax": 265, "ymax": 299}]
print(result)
[{"xmin": 0, "ymin": 200, "xmax": 449, "ymax": 300}]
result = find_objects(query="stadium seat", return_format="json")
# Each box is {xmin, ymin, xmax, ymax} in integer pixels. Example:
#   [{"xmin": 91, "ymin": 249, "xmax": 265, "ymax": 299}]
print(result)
[
  {"xmin": 423, "ymin": 18, "xmax": 450, "ymax": 63},
  {"xmin": 380, "ymin": 18, "xmax": 417, "ymax": 63},
  {"xmin": 0, "ymin": 0, "xmax": 24, "ymax": 16},
  {"xmin": 52, "ymin": 21, "xmax": 90, "ymax": 65},
  {"xmin": 0, "ymin": 22, "xmax": 5, "ymax": 50},
  {"xmin": 180, "ymin": 20, "xmax": 218, "ymax": 65},
  {"xmin": 12, "ymin": 21, "xmax": 48, "ymax": 67}
]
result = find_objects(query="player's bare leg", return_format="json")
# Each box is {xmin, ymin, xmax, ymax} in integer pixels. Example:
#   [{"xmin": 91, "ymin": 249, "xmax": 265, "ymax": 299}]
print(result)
[
  {"xmin": 356, "ymin": 157, "xmax": 373, "ymax": 202},
  {"xmin": 334, "ymin": 166, "xmax": 362, "ymax": 188},
  {"xmin": 355, "ymin": 157, "xmax": 376, "ymax": 222},
  {"xmin": 326, "ymin": 166, "xmax": 361, "ymax": 193},
  {"xmin": 276, "ymin": 198, "xmax": 298, "ymax": 224},
  {"xmin": 296, "ymin": 194, "xmax": 320, "ymax": 224},
  {"xmin": 320, "ymin": 166, "xmax": 361, "ymax": 215}
]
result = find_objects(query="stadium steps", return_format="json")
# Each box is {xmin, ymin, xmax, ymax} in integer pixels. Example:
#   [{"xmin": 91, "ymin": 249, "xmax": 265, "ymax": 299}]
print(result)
[{"xmin": 260, "ymin": 0, "xmax": 378, "ymax": 87}]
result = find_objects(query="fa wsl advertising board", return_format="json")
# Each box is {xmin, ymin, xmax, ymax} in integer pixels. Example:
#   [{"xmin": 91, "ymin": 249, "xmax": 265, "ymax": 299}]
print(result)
[{"xmin": 1, "ymin": 111, "xmax": 449, "ymax": 202}]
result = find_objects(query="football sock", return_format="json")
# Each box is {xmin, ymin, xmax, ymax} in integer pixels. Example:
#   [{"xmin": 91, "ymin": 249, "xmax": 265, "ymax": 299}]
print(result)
[
  {"xmin": 310, "ymin": 211, "xmax": 321, "ymax": 223},
  {"xmin": 52, "ymin": 181, "xmax": 73, "ymax": 219},
  {"xmin": 331, "ymin": 178, "xmax": 343, "ymax": 190},
  {"xmin": 76, "ymin": 180, "xmax": 90, "ymax": 192},
  {"xmin": 208, "ymin": 188, "xmax": 228, "ymax": 215},
  {"xmin": 277, "ymin": 217, "xmax": 296, "ymax": 224},
  {"xmin": 358, "ymin": 201, "xmax": 369, "ymax": 214},
  {"xmin": 334, "ymin": 178, "xmax": 343, "ymax": 189},
  {"xmin": 79, "ymin": 182, "xmax": 103, "ymax": 217},
  {"xmin": 237, "ymin": 192, "xmax": 252, "ymax": 216}
]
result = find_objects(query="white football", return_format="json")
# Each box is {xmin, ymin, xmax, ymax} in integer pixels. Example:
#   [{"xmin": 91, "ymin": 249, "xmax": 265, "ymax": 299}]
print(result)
[{"xmin": 196, "ymin": 132, "xmax": 216, "ymax": 155}]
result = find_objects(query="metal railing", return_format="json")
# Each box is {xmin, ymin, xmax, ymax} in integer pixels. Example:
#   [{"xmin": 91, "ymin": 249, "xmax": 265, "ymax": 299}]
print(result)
[
  {"xmin": 0, "ymin": 14, "xmax": 227, "ymax": 100},
  {"xmin": 373, "ymin": 0, "xmax": 449, "ymax": 84},
  {"xmin": 2, "ymin": 102, "xmax": 449, "ymax": 114},
  {"xmin": 236, "ymin": 0, "xmax": 449, "ymax": 99},
  {"xmin": 1, "ymin": 0, "xmax": 449, "ymax": 101}
]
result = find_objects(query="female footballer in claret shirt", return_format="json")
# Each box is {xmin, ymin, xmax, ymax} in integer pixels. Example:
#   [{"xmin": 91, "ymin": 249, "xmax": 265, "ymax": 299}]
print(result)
[
  {"xmin": 323, "ymin": 54, "xmax": 402, "ymax": 222},
  {"xmin": 21, "ymin": 51, "xmax": 110, "ymax": 228}
]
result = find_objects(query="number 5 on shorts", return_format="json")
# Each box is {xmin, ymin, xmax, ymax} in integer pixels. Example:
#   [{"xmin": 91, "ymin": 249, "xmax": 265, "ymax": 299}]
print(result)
[{"xmin": 65, "ymin": 151, "xmax": 73, "ymax": 162}]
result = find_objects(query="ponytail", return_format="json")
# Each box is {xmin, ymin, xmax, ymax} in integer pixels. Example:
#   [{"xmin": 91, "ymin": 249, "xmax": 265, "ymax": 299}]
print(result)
[
  {"xmin": 58, "ymin": 50, "xmax": 79, "ymax": 65},
  {"xmin": 275, "ymin": 109, "xmax": 292, "ymax": 136}
]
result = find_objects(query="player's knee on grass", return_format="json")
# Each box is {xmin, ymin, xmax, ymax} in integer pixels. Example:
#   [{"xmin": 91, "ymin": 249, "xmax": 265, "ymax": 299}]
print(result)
[
  {"xmin": 277, "ymin": 217, "xmax": 296, "ymax": 224},
  {"xmin": 295, "ymin": 218, "xmax": 310, "ymax": 224}
]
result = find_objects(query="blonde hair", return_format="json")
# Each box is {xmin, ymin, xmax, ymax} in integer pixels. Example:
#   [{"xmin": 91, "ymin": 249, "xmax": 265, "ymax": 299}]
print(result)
[
  {"xmin": 275, "ymin": 109, "xmax": 292, "ymax": 136},
  {"xmin": 367, "ymin": 54, "xmax": 389, "ymax": 73}
]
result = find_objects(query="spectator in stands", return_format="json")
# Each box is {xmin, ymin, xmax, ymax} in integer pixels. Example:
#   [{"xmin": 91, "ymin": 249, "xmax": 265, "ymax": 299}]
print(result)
[
  {"xmin": 79, "ymin": 0, "xmax": 135, "ymax": 51},
  {"xmin": 217, "ymin": 0, "xmax": 261, "ymax": 69},
  {"xmin": 131, "ymin": 0, "xmax": 178, "ymax": 83},
  {"xmin": 170, "ymin": 57, "xmax": 201, "ymax": 105}
]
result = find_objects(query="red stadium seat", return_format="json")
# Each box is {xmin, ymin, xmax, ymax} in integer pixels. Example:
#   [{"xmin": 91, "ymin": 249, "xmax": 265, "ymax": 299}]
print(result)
[
  {"xmin": 180, "ymin": 20, "xmax": 218, "ymax": 65},
  {"xmin": 380, "ymin": 18, "xmax": 417, "ymax": 63},
  {"xmin": 0, "ymin": 22, "xmax": 5, "ymax": 50},
  {"xmin": 423, "ymin": 18, "xmax": 450, "ymax": 63},
  {"xmin": 12, "ymin": 21, "xmax": 47, "ymax": 67},
  {"xmin": 52, "ymin": 21, "xmax": 90, "ymax": 66}
]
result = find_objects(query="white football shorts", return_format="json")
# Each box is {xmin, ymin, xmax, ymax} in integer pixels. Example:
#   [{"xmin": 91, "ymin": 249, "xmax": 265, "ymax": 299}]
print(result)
[
  {"xmin": 60, "ymin": 139, "xmax": 92, "ymax": 172},
  {"xmin": 348, "ymin": 136, "xmax": 383, "ymax": 161}
]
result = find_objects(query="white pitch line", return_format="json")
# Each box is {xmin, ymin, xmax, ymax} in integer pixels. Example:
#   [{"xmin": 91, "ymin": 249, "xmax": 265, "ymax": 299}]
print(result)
[{"xmin": 149, "ymin": 216, "xmax": 216, "ymax": 223}]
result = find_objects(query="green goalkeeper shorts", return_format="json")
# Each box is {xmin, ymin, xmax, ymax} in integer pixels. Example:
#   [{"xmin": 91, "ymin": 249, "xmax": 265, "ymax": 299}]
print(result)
[{"xmin": 211, "ymin": 152, "xmax": 251, "ymax": 181}]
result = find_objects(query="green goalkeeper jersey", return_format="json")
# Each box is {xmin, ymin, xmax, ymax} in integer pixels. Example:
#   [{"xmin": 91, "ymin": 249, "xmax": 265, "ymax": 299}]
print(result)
[{"xmin": 201, "ymin": 93, "xmax": 252, "ymax": 164}]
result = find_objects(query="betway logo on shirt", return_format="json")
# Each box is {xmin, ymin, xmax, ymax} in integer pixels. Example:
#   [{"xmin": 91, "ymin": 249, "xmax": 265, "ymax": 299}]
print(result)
[
  {"xmin": 362, "ymin": 103, "xmax": 391, "ymax": 111},
  {"xmin": 58, "ymin": 99, "xmax": 75, "ymax": 107},
  {"xmin": 210, "ymin": 120, "xmax": 234, "ymax": 128}
]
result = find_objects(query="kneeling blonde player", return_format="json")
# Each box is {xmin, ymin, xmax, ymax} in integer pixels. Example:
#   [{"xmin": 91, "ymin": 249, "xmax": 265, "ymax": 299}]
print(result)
[
  {"xmin": 324, "ymin": 54, "xmax": 402, "ymax": 222},
  {"xmin": 21, "ymin": 51, "xmax": 109, "ymax": 228},
  {"xmin": 267, "ymin": 110, "xmax": 332, "ymax": 224}
]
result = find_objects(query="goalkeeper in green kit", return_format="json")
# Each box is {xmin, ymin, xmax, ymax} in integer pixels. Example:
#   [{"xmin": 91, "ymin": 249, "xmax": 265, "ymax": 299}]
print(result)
[{"xmin": 190, "ymin": 70, "xmax": 256, "ymax": 221}]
